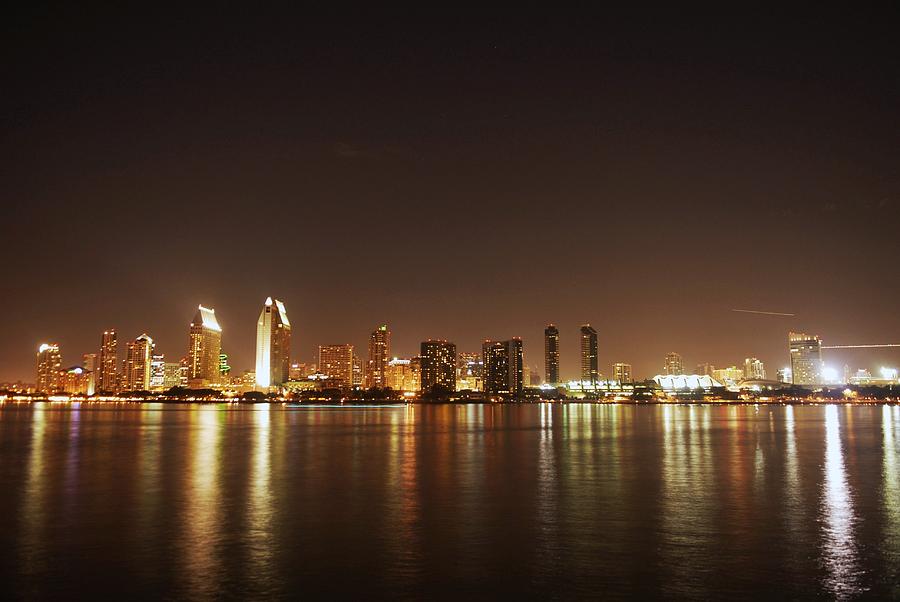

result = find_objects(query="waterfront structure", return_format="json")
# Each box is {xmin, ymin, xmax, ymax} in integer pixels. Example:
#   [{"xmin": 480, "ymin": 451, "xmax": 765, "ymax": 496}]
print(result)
[
  {"xmin": 99, "ymin": 329, "xmax": 118, "ymax": 392},
  {"xmin": 318, "ymin": 344, "xmax": 354, "ymax": 389},
  {"xmin": 255, "ymin": 297, "xmax": 291, "ymax": 388},
  {"xmin": 544, "ymin": 324, "xmax": 560, "ymax": 385},
  {"xmin": 712, "ymin": 365, "xmax": 744, "ymax": 385},
  {"xmin": 36, "ymin": 343, "xmax": 62, "ymax": 393},
  {"xmin": 744, "ymin": 357, "xmax": 766, "ymax": 380},
  {"xmin": 420, "ymin": 340, "xmax": 456, "ymax": 393},
  {"xmin": 580, "ymin": 324, "xmax": 599, "ymax": 384},
  {"xmin": 60, "ymin": 366, "xmax": 92, "ymax": 394},
  {"xmin": 188, "ymin": 305, "xmax": 223, "ymax": 388},
  {"xmin": 789, "ymin": 332, "xmax": 823, "ymax": 385},
  {"xmin": 149, "ymin": 353, "xmax": 166, "ymax": 390},
  {"xmin": 352, "ymin": 354, "xmax": 363, "ymax": 387},
  {"xmin": 124, "ymin": 334, "xmax": 154, "ymax": 391},
  {"xmin": 82, "ymin": 353, "xmax": 98, "ymax": 395},
  {"xmin": 653, "ymin": 374, "xmax": 722, "ymax": 391},
  {"xmin": 366, "ymin": 325, "xmax": 391, "ymax": 388},
  {"xmin": 163, "ymin": 362, "xmax": 182, "ymax": 389},
  {"xmin": 457, "ymin": 352, "xmax": 482, "ymax": 391},
  {"xmin": 664, "ymin": 352, "xmax": 684, "ymax": 376},
  {"xmin": 387, "ymin": 357, "xmax": 421, "ymax": 392},
  {"xmin": 612, "ymin": 362, "xmax": 632, "ymax": 383},
  {"xmin": 482, "ymin": 338, "xmax": 524, "ymax": 397}
]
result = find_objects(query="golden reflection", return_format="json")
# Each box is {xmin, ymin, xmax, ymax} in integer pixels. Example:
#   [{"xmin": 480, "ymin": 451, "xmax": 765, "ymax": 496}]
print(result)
[
  {"xmin": 20, "ymin": 403, "xmax": 48, "ymax": 577},
  {"xmin": 821, "ymin": 405, "xmax": 863, "ymax": 598},
  {"xmin": 247, "ymin": 405, "xmax": 274, "ymax": 582},
  {"xmin": 882, "ymin": 406, "xmax": 899, "ymax": 566}
]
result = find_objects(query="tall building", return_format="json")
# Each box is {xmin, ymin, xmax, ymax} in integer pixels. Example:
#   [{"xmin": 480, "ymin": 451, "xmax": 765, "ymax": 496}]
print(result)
[
  {"xmin": 789, "ymin": 331, "xmax": 823, "ymax": 385},
  {"xmin": 187, "ymin": 305, "xmax": 222, "ymax": 388},
  {"xmin": 387, "ymin": 358, "xmax": 420, "ymax": 392},
  {"xmin": 219, "ymin": 353, "xmax": 230, "ymax": 379},
  {"xmin": 99, "ymin": 329, "xmax": 118, "ymax": 393},
  {"xmin": 82, "ymin": 353, "xmax": 98, "ymax": 395},
  {"xmin": 483, "ymin": 338, "xmax": 524, "ymax": 397},
  {"xmin": 255, "ymin": 297, "xmax": 291, "ymax": 388},
  {"xmin": 712, "ymin": 365, "xmax": 743, "ymax": 385},
  {"xmin": 695, "ymin": 362, "xmax": 716, "ymax": 377},
  {"xmin": 420, "ymin": 340, "xmax": 456, "ymax": 392},
  {"xmin": 352, "ymin": 354, "xmax": 363, "ymax": 387},
  {"xmin": 36, "ymin": 343, "xmax": 62, "ymax": 394},
  {"xmin": 164, "ymin": 362, "xmax": 182, "ymax": 389},
  {"xmin": 289, "ymin": 362, "xmax": 315, "ymax": 380},
  {"xmin": 544, "ymin": 324, "xmax": 560, "ymax": 385},
  {"xmin": 318, "ymin": 344, "xmax": 354, "ymax": 389},
  {"xmin": 612, "ymin": 362, "xmax": 632, "ymax": 383},
  {"xmin": 664, "ymin": 352, "xmax": 683, "ymax": 376},
  {"xmin": 580, "ymin": 324, "xmax": 599, "ymax": 384},
  {"xmin": 457, "ymin": 351, "xmax": 483, "ymax": 391},
  {"xmin": 149, "ymin": 353, "xmax": 166, "ymax": 390},
  {"xmin": 743, "ymin": 357, "xmax": 766, "ymax": 380},
  {"xmin": 366, "ymin": 325, "xmax": 391, "ymax": 388},
  {"xmin": 60, "ymin": 366, "xmax": 92, "ymax": 395},
  {"xmin": 124, "ymin": 334, "xmax": 154, "ymax": 391}
]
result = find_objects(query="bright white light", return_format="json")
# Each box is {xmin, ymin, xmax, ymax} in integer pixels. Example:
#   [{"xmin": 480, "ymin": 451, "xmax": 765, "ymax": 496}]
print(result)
[
  {"xmin": 822, "ymin": 366, "xmax": 840, "ymax": 384},
  {"xmin": 881, "ymin": 367, "xmax": 898, "ymax": 381}
]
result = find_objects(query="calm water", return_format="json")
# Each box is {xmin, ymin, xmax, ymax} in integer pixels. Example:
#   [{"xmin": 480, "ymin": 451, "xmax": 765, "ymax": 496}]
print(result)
[{"xmin": 1, "ymin": 403, "xmax": 899, "ymax": 600}]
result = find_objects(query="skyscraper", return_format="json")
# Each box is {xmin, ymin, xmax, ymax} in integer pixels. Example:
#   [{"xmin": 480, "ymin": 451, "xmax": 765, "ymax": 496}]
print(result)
[
  {"xmin": 457, "ymin": 352, "xmax": 483, "ymax": 391},
  {"xmin": 366, "ymin": 325, "xmax": 391, "ymax": 388},
  {"xmin": 124, "ymin": 334, "xmax": 153, "ymax": 391},
  {"xmin": 188, "ymin": 305, "xmax": 222, "ymax": 388},
  {"xmin": 789, "ymin": 332, "xmax": 823, "ymax": 385},
  {"xmin": 544, "ymin": 324, "xmax": 560, "ymax": 385},
  {"xmin": 255, "ymin": 297, "xmax": 291, "ymax": 388},
  {"xmin": 420, "ymin": 340, "xmax": 456, "ymax": 393},
  {"xmin": 612, "ymin": 362, "xmax": 632, "ymax": 383},
  {"xmin": 743, "ymin": 357, "xmax": 766, "ymax": 380},
  {"xmin": 664, "ymin": 352, "xmax": 683, "ymax": 376},
  {"xmin": 482, "ymin": 338, "xmax": 524, "ymax": 397},
  {"xmin": 82, "ymin": 353, "xmax": 98, "ymax": 395},
  {"xmin": 35, "ymin": 343, "xmax": 62, "ymax": 394},
  {"xmin": 149, "ymin": 353, "xmax": 166, "ymax": 390},
  {"xmin": 318, "ymin": 344, "xmax": 354, "ymax": 389},
  {"xmin": 99, "ymin": 329, "xmax": 117, "ymax": 393},
  {"xmin": 580, "ymin": 324, "xmax": 598, "ymax": 384}
]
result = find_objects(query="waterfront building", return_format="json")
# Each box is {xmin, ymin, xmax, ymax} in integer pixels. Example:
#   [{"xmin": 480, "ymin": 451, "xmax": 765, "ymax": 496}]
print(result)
[
  {"xmin": 776, "ymin": 367, "xmax": 792, "ymax": 384},
  {"xmin": 366, "ymin": 325, "xmax": 391, "ymax": 388},
  {"xmin": 124, "ymin": 334, "xmax": 154, "ymax": 391},
  {"xmin": 289, "ymin": 362, "xmax": 315, "ymax": 380},
  {"xmin": 482, "ymin": 338, "xmax": 524, "ymax": 397},
  {"xmin": 163, "ymin": 362, "xmax": 182, "ymax": 389},
  {"xmin": 352, "ymin": 354, "xmax": 363, "ymax": 387},
  {"xmin": 387, "ymin": 357, "xmax": 421, "ymax": 392},
  {"xmin": 612, "ymin": 362, "xmax": 632, "ymax": 383},
  {"xmin": 420, "ymin": 340, "xmax": 456, "ymax": 393},
  {"xmin": 653, "ymin": 374, "xmax": 722, "ymax": 391},
  {"xmin": 36, "ymin": 343, "xmax": 62, "ymax": 393},
  {"xmin": 743, "ymin": 357, "xmax": 766, "ymax": 380},
  {"xmin": 255, "ymin": 297, "xmax": 291, "ymax": 388},
  {"xmin": 149, "ymin": 353, "xmax": 166, "ymax": 390},
  {"xmin": 456, "ymin": 352, "xmax": 482, "ymax": 391},
  {"xmin": 82, "ymin": 353, "xmax": 98, "ymax": 395},
  {"xmin": 99, "ymin": 329, "xmax": 118, "ymax": 393},
  {"xmin": 664, "ymin": 352, "xmax": 683, "ymax": 376},
  {"xmin": 789, "ymin": 331, "xmax": 823, "ymax": 385},
  {"xmin": 60, "ymin": 366, "xmax": 92, "ymax": 395},
  {"xmin": 188, "ymin": 305, "xmax": 223, "ymax": 388},
  {"xmin": 712, "ymin": 365, "xmax": 744, "ymax": 385},
  {"xmin": 580, "ymin": 324, "xmax": 599, "ymax": 384},
  {"xmin": 544, "ymin": 324, "xmax": 560, "ymax": 385},
  {"xmin": 318, "ymin": 344, "xmax": 354, "ymax": 389}
]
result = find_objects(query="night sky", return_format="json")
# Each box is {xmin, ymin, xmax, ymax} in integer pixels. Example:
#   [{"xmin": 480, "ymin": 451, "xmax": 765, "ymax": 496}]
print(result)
[{"xmin": 3, "ymin": 7, "xmax": 899, "ymax": 382}]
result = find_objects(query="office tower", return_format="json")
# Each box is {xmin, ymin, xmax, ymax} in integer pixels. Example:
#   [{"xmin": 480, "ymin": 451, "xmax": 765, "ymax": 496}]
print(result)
[
  {"xmin": 580, "ymin": 324, "xmax": 599, "ymax": 384},
  {"xmin": 352, "ymin": 354, "xmax": 363, "ymax": 387},
  {"xmin": 255, "ymin": 297, "xmax": 292, "ymax": 388},
  {"xmin": 35, "ymin": 343, "xmax": 62, "ymax": 393},
  {"xmin": 99, "ymin": 329, "xmax": 118, "ymax": 392},
  {"xmin": 743, "ymin": 357, "xmax": 766, "ymax": 380},
  {"xmin": 149, "ymin": 353, "xmax": 166, "ymax": 390},
  {"xmin": 420, "ymin": 340, "xmax": 456, "ymax": 392},
  {"xmin": 612, "ymin": 362, "xmax": 632, "ymax": 383},
  {"xmin": 410, "ymin": 357, "xmax": 422, "ymax": 392},
  {"xmin": 219, "ymin": 353, "xmax": 230, "ymax": 379},
  {"xmin": 457, "ymin": 352, "xmax": 483, "ymax": 391},
  {"xmin": 82, "ymin": 353, "xmax": 98, "ymax": 395},
  {"xmin": 60, "ymin": 366, "xmax": 92, "ymax": 395},
  {"xmin": 163, "ymin": 362, "xmax": 182, "ymax": 389},
  {"xmin": 318, "ymin": 344, "xmax": 354, "ymax": 389},
  {"xmin": 789, "ymin": 331, "xmax": 823, "ymax": 385},
  {"xmin": 482, "ymin": 338, "xmax": 524, "ymax": 396},
  {"xmin": 187, "ymin": 305, "xmax": 222, "ymax": 388},
  {"xmin": 695, "ymin": 362, "xmax": 715, "ymax": 377},
  {"xmin": 124, "ymin": 334, "xmax": 154, "ymax": 391},
  {"xmin": 664, "ymin": 352, "xmax": 683, "ymax": 376},
  {"xmin": 544, "ymin": 324, "xmax": 560, "ymax": 385},
  {"xmin": 366, "ymin": 325, "xmax": 391, "ymax": 388}
]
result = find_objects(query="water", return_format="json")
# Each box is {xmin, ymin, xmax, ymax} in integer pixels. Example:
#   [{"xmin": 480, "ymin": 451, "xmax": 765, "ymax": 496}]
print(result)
[{"xmin": 1, "ymin": 402, "xmax": 898, "ymax": 600}]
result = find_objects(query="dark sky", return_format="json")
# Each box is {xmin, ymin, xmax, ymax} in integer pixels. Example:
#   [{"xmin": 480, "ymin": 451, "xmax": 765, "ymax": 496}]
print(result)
[{"xmin": 3, "ymin": 7, "xmax": 899, "ymax": 382}]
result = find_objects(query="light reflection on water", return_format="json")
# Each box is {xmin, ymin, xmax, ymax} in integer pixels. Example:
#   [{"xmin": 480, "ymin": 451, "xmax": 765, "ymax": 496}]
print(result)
[{"xmin": 2, "ymin": 402, "xmax": 899, "ymax": 599}]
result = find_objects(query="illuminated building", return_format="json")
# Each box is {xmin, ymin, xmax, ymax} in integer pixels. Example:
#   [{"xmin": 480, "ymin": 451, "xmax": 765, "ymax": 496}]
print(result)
[
  {"xmin": 60, "ymin": 366, "xmax": 92, "ymax": 394},
  {"xmin": 149, "ymin": 353, "xmax": 166, "ymax": 390},
  {"xmin": 178, "ymin": 356, "xmax": 189, "ymax": 386},
  {"xmin": 653, "ymin": 374, "xmax": 722, "ymax": 391},
  {"xmin": 695, "ymin": 362, "xmax": 715, "ymax": 377},
  {"xmin": 776, "ymin": 367, "xmax": 792, "ymax": 383},
  {"xmin": 36, "ymin": 343, "xmax": 62, "ymax": 393},
  {"xmin": 457, "ymin": 352, "xmax": 482, "ymax": 391},
  {"xmin": 124, "ymin": 334, "xmax": 154, "ymax": 391},
  {"xmin": 612, "ymin": 362, "xmax": 632, "ymax": 383},
  {"xmin": 664, "ymin": 352, "xmax": 683, "ymax": 376},
  {"xmin": 743, "ymin": 357, "xmax": 766, "ymax": 380},
  {"xmin": 82, "ymin": 353, "xmax": 98, "ymax": 395},
  {"xmin": 99, "ymin": 329, "xmax": 118, "ymax": 393},
  {"xmin": 219, "ymin": 353, "xmax": 230, "ymax": 378},
  {"xmin": 420, "ymin": 340, "xmax": 456, "ymax": 392},
  {"xmin": 544, "ymin": 324, "xmax": 560, "ymax": 385},
  {"xmin": 289, "ymin": 362, "xmax": 315, "ymax": 380},
  {"xmin": 188, "ymin": 305, "xmax": 222, "ymax": 388},
  {"xmin": 483, "ymin": 338, "xmax": 524, "ymax": 397},
  {"xmin": 712, "ymin": 365, "xmax": 743, "ymax": 385},
  {"xmin": 789, "ymin": 331, "xmax": 823, "ymax": 385},
  {"xmin": 580, "ymin": 325, "xmax": 599, "ymax": 384},
  {"xmin": 255, "ymin": 297, "xmax": 291, "ymax": 388},
  {"xmin": 318, "ymin": 344, "xmax": 354, "ymax": 389},
  {"xmin": 366, "ymin": 325, "xmax": 391, "ymax": 388},
  {"xmin": 387, "ymin": 358, "xmax": 420, "ymax": 392},
  {"xmin": 352, "ymin": 354, "xmax": 363, "ymax": 387},
  {"xmin": 164, "ymin": 362, "xmax": 182, "ymax": 389}
]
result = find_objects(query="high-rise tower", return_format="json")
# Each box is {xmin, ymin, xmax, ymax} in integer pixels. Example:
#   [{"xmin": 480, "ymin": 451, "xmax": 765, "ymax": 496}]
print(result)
[
  {"xmin": 664, "ymin": 352, "xmax": 683, "ymax": 376},
  {"xmin": 366, "ymin": 325, "xmax": 391, "ymax": 388},
  {"xmin": 99, "ymin": 329, "xmax": 118, "ymax": 393},
  {"xmin": 483, "ymin": 338, "xmax": 524, "ymax": 397},
  {"xmin": 789, "ymin": 332, "xmax": 822, "ymax": 385},
  {"xmin": 420, "ymin": 340, "xmax": 456, "ymax": 393},
  {"xmin": 124, "ymin": 334, "xmax": 154, "ymax": 391},
  {"xmin": 255, "ymin": 297, "xmax": 292, "ymax": 388},
  {"xmin": 36, "ymin": 343, "xmax": 62, "ymax": 394},
  {"xmin": 188, "ymin": 305, "xmax": 222, "ymax": 388},
  {"xmin": 544, "ymin": 324, "xmax": 560, "ymax": 385},
  {"xmin": 580, "ymin": 324, "xmax": 599, "ymax": 384}
]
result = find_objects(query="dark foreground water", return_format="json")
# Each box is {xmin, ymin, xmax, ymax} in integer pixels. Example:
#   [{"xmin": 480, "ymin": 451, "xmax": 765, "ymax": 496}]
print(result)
[{"xmin": 1, "ymin": 403, "xmax": 899, "ymax": 600}]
